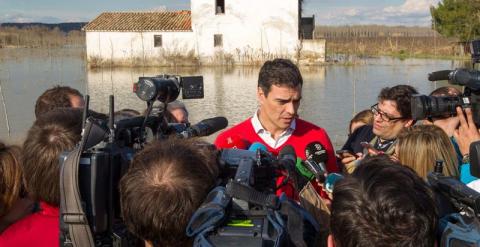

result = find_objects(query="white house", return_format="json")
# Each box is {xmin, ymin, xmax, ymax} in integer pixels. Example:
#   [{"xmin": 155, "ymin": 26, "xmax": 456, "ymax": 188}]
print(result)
[{"xmin": 83, "ymin": 0, "xmax": 325, "ymax": 66}]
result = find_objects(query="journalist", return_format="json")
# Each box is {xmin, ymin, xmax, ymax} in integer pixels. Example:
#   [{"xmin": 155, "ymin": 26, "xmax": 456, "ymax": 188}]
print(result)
[
  {"xmin": 329, "ymin": 155, "xmax": 438, "ymax": 247},
  {"xmin": 0, "ymin": 108, "xmax": 83, "ymax": 246},
  {"xmin": 340, "ymin": 85, "xmax": 418, "ymax": 173},
  {"xmin": 119, "ymin": 138, "xmax": 219, "ymax": 247},
  {"xmin": 34, "ymin": 85, "xmax": 84, "ymax": 118}
]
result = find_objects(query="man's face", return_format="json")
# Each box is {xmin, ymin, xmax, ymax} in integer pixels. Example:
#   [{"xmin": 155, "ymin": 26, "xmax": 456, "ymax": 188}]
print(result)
[
  {"xmin": 372, "ymin": 100, "xmax": 413, "ymax": 140},
  {"xmin": 69, "ymin": 95, "xmax": 85, "ymax": 108},
  {"xmin": 257, "ymin": 84, "xmax": 302, "ymax": 133},
  {"xmin": 169, "ymin": 108, "xmax": 189, "ymax": 124}
]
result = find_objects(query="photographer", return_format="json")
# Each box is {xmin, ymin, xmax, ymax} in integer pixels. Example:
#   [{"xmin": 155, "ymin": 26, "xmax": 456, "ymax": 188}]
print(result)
[
  {"xmin": 119, "ymin": 138, "xmax": 219, "ymax": 247},
  {"xmin": 0, "ymin": 108, "xmax": 83, "ymax": 246},
  {"xmin": 453, "ymin": 106, "xmax": 480, "ymax": 188}
]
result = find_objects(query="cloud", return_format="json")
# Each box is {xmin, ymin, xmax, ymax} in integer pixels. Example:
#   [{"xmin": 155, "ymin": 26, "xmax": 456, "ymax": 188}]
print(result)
[{"xmin": 315, "ymin": 0, "xmax": 441, "ymax": 26}]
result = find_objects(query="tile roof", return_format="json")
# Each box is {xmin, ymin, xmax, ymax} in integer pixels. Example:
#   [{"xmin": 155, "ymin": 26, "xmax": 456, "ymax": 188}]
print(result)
[{"xmin": 83, "ymin": 11, "xmax": 192, "ymax": 32}]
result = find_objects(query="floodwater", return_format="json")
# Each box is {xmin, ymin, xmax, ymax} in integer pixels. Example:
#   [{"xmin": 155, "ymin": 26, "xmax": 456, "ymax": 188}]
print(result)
[{"xmin": 0, "ymin": 48, "xmax": 460, "ymax": 147}]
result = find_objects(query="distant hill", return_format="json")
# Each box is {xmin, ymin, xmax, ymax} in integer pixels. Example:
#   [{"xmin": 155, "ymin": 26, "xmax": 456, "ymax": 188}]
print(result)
[{"xmin": 0, "ymin": 22, "xmax": 88, "ymax": 32}]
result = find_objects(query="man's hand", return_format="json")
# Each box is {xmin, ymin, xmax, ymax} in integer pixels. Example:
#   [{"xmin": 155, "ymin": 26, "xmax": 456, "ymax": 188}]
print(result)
[{"xmin": 453, "ymin": 107, "xmax": 480, "ymax": 156}]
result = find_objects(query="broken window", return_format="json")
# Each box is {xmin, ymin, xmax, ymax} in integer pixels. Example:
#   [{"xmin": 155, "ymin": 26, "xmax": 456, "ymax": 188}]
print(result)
[
  {"xmin": 216, "ymin": 0, "xmax": 225, "ymax": 14},
  {"xmin": 154, "ymin": 35, "xmax": 162, "ymax": 47},
  {"xmin": 214, "ymin": 34, "xmax": 223, "ymax": 47}
]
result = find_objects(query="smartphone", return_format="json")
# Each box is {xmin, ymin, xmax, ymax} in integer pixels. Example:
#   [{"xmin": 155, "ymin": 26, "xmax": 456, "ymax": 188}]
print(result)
[
  {"xmin": 336, "ymin": 149, "xmax": 356, "ymax": 158},
  {"xmin": 360, "ymin": 142, "xmax": 384, "ymax": 155}
]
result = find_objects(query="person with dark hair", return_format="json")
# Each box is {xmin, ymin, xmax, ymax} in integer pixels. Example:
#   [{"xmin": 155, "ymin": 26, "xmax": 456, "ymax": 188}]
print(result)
[
  {"xmin": 119, "ymin": 138, "xmax": 219, "ymax": 247},
  {"xmin": 0, "ymin": 108, "xmax": 83, "ymax": 246},
  {"xmin": 214, "ymin": 58, "xmax": 338, "ymax": 198},
  {"xmin": 34, "ymin": 85, "xmax": 84, "ymax": 118},
  {"xmin": 329, "ymin": 155, "xmax": 438, "ymax": 247},
  {"xmin": 340, "ymin": 85, "xmax": 418, "ymax": 173},
  {"xmin": 0, "ymin": 142, "xmax": 34, "ymax": 233}
]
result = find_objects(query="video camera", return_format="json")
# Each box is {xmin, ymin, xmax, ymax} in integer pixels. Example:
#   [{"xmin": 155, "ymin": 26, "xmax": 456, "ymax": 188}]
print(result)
[
  {"xmin": 186, "ymin": 145, "xmax": 320, "ymax": 247},
  {"xmin": 427, "ymin": 161, "xmax": 480, "ymax": 246},
  {"xmin": 60, "ymin": 75, "xmax": 228, "ymax": 247},
  {"xmin": 411, "ymin": 40, "xmax": 480, "ymax": 125}
]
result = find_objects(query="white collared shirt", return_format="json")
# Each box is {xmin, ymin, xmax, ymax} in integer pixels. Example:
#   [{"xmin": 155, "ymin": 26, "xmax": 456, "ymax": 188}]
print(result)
[{"xmin": 251, "ymin": 110, "xmax": 296, "ymax": 149}]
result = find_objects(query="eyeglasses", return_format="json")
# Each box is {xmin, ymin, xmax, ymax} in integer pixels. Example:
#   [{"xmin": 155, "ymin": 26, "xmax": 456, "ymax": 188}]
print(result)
[{"xmin": 370, "ymin": 103, "xmax": 405, "ymax": 122}]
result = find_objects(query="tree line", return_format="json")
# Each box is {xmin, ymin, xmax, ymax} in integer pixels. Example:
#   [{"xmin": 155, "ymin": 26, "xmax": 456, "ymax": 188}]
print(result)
[{"xmin": 0, "ymin": 26, "xmax": 84, "ymax": 48}]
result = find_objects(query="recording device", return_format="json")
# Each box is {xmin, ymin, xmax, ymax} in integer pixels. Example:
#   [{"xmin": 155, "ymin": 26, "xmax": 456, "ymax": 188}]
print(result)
[
  {"xmin": 411, "ymin": 39, "xmax": 480, "ymax": 125},
  {"xmin": 60, "ymin": 75, "xmax": 227, "ymax": 247},
  {"xmin": 428, "ymin": 160, "xmax": 480, "ymax": 246},
  {"xmin": 188, "ymin": 145, "xmax": 320, "ymax": 246},
  {"xmin": 469, "ymin": 140, "xmax": 480, "ymax": 178}
]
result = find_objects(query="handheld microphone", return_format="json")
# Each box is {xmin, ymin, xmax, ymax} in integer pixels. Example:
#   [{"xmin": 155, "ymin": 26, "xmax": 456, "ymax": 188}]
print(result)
[
  {"xmin": 304, "ymin": 142, "xmax": 328, "ymax": 183},
  {"xmin": 179, "ymin": 117, "xmax": 228, "ymax": 138},
  {"xmin": 277, "ymin": 145, "xmax": 300, "ymax": 191}
]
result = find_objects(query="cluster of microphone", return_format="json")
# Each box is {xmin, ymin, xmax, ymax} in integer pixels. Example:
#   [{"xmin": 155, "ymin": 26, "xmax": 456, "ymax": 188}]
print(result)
[{"xmin": 220, "ymin": 137, "xmax": 344, "ymax": 194}]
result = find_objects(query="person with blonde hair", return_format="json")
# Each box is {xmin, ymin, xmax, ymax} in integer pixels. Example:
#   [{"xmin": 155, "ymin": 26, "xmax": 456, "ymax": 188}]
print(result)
[
  {"xmin": 0, "ymin": 142, "xmax": 34, "ymax": 233},
  {"xmin": 348, "ymin": 109, "xmax": 373, "ymax": 135},
  {"xmin": 396, "ymin": 125, "xmax": 459, "ymax": 179}
]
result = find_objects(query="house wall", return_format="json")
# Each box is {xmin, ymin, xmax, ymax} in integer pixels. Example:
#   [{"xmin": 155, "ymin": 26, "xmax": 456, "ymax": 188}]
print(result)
[
  {"xmin": 85, "ymin": 31, "xmax": 196, "ymax": 66},
  {"xmin": 191, "ymin": 0, "xmax": 300, "ymax": 64},
  {"xmin": 301, "ymin": 39, "xmax": 326, "ymax": 63}
]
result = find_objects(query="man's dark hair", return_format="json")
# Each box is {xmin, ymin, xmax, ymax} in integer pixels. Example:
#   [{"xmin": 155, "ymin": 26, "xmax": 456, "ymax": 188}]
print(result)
[
  {"xmin": 35, "ymin": 86, "xmax": 83, "ymax": 118},
  {"xmin": 429, "ymin": 86, "xmax": 462, "ymax": 97},
  {"xmin": 22, "ymin": 108, "xmax": 83, "ymax": 206},
  {"xmin": 377, "ymin": 85, "xmax": 418, "ymax": 119},
  {"xmin": 258, "ymin": 58, "xmax": 303, "ymax": 95},
  {"xmin": 119, "ymin": 139, "xmax": 219, "ymax": 247},
  {"xmin": 330, "ymin": 155, "xmax": 438, "ymax": 247}
]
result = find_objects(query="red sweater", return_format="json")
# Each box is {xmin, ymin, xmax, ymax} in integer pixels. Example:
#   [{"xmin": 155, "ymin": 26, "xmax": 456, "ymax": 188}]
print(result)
[
  {"xmin": 0, "ymin": 201, "xmax": 59, "ymax": 247},
  {"xmin": 215, "ymin": 118, "xmax": 338, "ymax": 198}
]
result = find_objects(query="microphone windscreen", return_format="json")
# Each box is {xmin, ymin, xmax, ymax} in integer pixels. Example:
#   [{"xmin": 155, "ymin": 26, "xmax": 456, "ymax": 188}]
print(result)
[
  {"xmin": 195, "ymin": 116, "xmax": 228, "ymax": 136},
  {"xmin": 428, "ymin": 70, "xmax": 452, "ymax": 81},
  {"xmin": 305, "ymin": 142, "xmax": 328, "ymax": 164},
  {"xmin": 279, "ymin": 145, "xmax": 296, "ymax": 161},
  {"xmin": 248, "ymin": 142, "xmax": 267, "ymax": 152}
]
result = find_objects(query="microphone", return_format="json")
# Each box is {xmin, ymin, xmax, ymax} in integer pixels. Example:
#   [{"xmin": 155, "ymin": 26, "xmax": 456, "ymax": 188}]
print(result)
[
  {"xmin": 428, "ymin": 70, "xmax": 452, "ymax": 81},
  {"xmin": 179, "ymin": 117, "xmax": 228, "ymax": 138},
  {"xmin": 304, "ymin": 142, "xmax": 328, "ymax": 183},
  {"xmin": 277, "ymin": 145, "xmax": 300, "ymax": 191},
  {"xmin": 248, "ymin": 142, "xmax": 267, "ymax": 152}
]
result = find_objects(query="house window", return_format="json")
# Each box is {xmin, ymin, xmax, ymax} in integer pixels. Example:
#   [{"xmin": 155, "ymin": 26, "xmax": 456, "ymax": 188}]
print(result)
[
  {"xmin": 216, "ymin": 0, "xmax": 225, "ymax": 14},
  {"xmin": 214, "ymin": 34, "xmax": 223, "ymax": 47},
  {"xmin": 154, "ymin": 35, "xmax": 162, "ymax": 47}
]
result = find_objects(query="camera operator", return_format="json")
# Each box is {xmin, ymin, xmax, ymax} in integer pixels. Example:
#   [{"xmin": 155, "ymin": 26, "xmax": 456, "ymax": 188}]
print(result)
[
  {"xmin": 215, "ymin": 58, "xmax": 338, "ymax": 199},
  {"xmin": 119, "ymin": 138, "xmax": 219, "ymax": 247},
  {"xmin": 340, "ymin": 85, "xmax": 418, "ymax": 173},
  {"xmin": 329, "ymin": 155, "xmax": 438, "ymax": 247},
  {"xmin": 34, "ymin": 85, "xmax": 85, "ymax": 118},
  {"xmin": 0, "ymin": 108, "xmax": 83, "ymax": 246},
  {"xmin": 165, "ymin": 100, "xmax": 189, "ymax": 124}
]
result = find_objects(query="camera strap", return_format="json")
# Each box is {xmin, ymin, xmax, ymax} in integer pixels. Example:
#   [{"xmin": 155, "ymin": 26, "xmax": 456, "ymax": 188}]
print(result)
[
  {"xmin": 59, "ymin": 121, "xmax": 95, "ymax": 247},
  {"xmin": 225, "ymin": 180, "xmax": 279, "ymax": 209}
]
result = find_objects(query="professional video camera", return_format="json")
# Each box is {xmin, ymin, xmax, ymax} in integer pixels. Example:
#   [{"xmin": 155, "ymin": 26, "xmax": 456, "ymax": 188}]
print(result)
[
  {"xmin": 186, "ymin": 145, "xmax": 320, "ymax": 247},
  {"xmin": 60, "ymin": 75, "xmax": 228, "ymax": 247},
  {"xmin": 411, "ymin": 40, "xmax": 480, "ymax": 125},
  {"xmin": 428, "ymin": 161, "xmax": 480, "ymax": 246}
]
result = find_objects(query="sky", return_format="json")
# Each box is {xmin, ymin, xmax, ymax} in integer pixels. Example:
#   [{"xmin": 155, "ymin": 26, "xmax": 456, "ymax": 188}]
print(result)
[{"xmin": 0, "ymin": 0, "xmax": 441, "ymax": 26}]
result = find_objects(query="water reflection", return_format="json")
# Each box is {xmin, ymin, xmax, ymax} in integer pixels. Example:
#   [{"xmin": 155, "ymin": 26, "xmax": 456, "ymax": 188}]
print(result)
[{"xmin": 0, "ymin": 48, "xmax": 462, "ymax": 147}]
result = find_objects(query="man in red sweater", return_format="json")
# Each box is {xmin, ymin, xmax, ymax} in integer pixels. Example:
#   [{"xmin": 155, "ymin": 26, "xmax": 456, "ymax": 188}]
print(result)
[{"xmin": 215, "ymin": 58, "xmax": 338, "ymax": 198}]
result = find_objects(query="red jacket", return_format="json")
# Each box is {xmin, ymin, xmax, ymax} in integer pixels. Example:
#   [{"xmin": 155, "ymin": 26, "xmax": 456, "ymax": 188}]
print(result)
[
  {"xmin": 215, "ymin": 118, "xmax": 338, "ymax": 198},
  {"xmin": 0, "ymin": 201, "xmax": 59, "ymax": 247}
]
